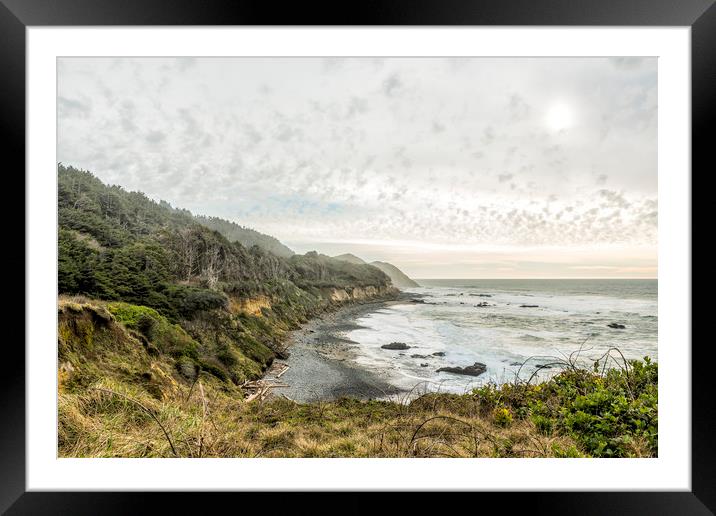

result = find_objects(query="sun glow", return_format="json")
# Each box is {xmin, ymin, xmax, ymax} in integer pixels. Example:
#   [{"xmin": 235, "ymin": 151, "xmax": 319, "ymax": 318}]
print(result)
[{"xmin": 545, "ymin": 102, "xmax": 574, "ymax": 131}]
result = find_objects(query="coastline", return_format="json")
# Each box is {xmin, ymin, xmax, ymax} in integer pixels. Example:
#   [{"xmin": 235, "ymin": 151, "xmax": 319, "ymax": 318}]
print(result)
[{"xmin": 268, "ymin": 293, "xmax": 417, "ymax": 402}]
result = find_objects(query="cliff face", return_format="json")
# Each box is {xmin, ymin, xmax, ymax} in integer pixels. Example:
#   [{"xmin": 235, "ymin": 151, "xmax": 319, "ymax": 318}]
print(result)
[
  {"xmin": 58, "ymin": 299, "xmax": 185, "ymax": 398},
  {"xmin": 230, "ymin": 284, "xmax": 396, "ymax": 315},
  {"xmin": 58, "ymin": 281, "xmax": 396, "ymax": 395},
  {"xmin": 323, "ymin": 285, "xmax": 397, "ymax": 302},
  {"xmin": 228, "ymin": 295, "xmax": 273, "ymax": 316}
]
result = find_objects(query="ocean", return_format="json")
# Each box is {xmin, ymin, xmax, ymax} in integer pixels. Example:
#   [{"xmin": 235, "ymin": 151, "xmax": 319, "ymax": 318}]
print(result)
[{"xmin": 345, "ymin": 279, "xmax": 657, "ymax": 394}]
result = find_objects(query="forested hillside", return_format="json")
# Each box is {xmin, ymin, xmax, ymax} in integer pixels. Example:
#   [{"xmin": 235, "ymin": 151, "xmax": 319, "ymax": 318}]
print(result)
[
  {"xmin": 333, "ymin": 254, "xmax": 420, "ymax": 289},
  {"xmin": 58, "ymin": 164, "xmax": 391, "ymax": 319},
  {"xmin": 194, "ymin": 215, "xmax": 294, "ymax": 258},
  {"xmin": 369, "ymin": 261, "xmax": 420, "ymax": 288},
  {"xmin": 57, "ymin": 164, "xmax": 395, "ymax": 387},
  {"xmin": 332, "ymin": 253, "xmax": 366, "ymax": 265}
]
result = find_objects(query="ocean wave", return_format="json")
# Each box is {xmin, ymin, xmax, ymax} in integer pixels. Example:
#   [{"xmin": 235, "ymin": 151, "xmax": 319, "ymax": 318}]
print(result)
[{"xmin": 343, "ymin": 281, "xmax": 657, "ymax": 392}]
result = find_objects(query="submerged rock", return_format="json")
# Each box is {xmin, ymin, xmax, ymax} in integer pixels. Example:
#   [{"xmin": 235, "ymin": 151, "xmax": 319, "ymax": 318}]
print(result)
[
  {"xmin": 436, "ymin": 362, "xmax": 487, "ymax": 377},
  {"xmin": 520, "ymin": 304, "xmax": 539, "ymax": 308},
  {"xmin": 607, "ymin": 323, "xmax": 626, "ymax": 329},
  {"xmin": 432, "ymin": 351, "xmax": 446, "ymax": 357},
  {"xmin": 381, "ymin": 342, "xmax": 411, "ymax": 350},
  {"xmin": 410, "ymin": 354, "xmax": 428, "ymax": 359}
]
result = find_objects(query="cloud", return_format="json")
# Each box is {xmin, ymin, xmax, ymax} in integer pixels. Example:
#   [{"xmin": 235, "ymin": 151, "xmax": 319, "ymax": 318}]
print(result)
[
  {"xmin": 118, "ymin": 100, "xmax": 137, "ymax": 132},
  {"xmin": 145, "ymin": 130, "xmax": 166, "ymax": 144},
  {"xmin": 58, "ymin": 96, "xmax": 91, "ymax": 118},
  {"xmin": 382, "ymin": 72, "xmax": 402, "ymax": 97},
  {"xmin": 274, "ymin": 124, "xmax": 302, "ymax": 142},
  {"xmin": 346, "ymin": 96, "xmax": 368, "ymax": 117},
  {"xmin": 482, "ymin": 126, "xmax": 496, "ymax": 145},
  {"xmin": 609, "ymin": 57, "xmax": 645, "ymax": 70},
  {"xmin": 508, "ymin": 94, "xmax": 530, "ymax": 121},
  {"xmin": 176, "ymin": 57, "xmax": 196, "ymax": 72},
  {"xmin": 598, "ymin": 189, "xmax": 631, "ymax": 209},
  {"xmin": 57, "ymin": 57, "xmax": 657, "ymax": 277}
]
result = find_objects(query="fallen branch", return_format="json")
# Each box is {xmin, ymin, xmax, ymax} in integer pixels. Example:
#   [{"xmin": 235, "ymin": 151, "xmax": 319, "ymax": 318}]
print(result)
[{"xmin": 276, "ymin": 365, "xmax": 290, "ymax": 379}]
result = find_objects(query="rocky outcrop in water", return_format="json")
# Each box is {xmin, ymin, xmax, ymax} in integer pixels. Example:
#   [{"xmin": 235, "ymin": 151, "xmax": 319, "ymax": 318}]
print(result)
[
  {"xmin": 436, "ymin": 362, "xmax": 487, "ymax": 377},
  {"xmin": 381, "ymin": 342, "xmax": 411, "ymax": 350}
]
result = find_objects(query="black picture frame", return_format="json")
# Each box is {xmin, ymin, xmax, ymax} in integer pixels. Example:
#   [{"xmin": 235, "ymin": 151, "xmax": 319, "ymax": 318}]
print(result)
[{"xmin": 3, "ymin": 0, "xmax": 710, "ymax": 513}]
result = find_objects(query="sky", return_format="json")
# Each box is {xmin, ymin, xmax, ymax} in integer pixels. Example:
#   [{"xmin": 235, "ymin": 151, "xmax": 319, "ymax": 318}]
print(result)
[{"xmin": 57, "ymin": 57, "xmax": 657, "ymax": 279}]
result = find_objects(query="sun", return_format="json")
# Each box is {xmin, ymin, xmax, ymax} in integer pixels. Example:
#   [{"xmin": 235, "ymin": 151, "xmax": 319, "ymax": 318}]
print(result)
[{"xmin": 545, "ymin": 103, "xmax": 574, "ymax": 131}]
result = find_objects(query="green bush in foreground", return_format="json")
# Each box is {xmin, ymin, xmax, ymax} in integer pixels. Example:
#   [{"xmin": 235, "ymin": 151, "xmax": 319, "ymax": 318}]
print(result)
[{"xmin": 471, "ymin": 356, "xmax": 658, "ymax": 457}]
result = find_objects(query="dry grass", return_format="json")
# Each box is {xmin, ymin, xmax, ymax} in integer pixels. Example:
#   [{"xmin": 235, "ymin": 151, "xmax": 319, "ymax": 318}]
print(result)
[
  {"xmin": 58, "ymin": 372, "xmax": 580, "ymax": 458},
  {"xmin": 57, "ymin": 296, "xmax": 654, "ymax": 459}
]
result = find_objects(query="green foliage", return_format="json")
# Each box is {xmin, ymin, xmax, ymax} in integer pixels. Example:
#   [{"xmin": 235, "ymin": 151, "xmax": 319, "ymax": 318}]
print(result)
[
  {"xmin": 58, "ymin": 229, "xmax": 99, "ymax": 293},
  {"xmin": 558, "ymin": 358, "xmax": 658, "ymax": 457},
  {"xmin": 165, "ymin": 285, "xmax": 228, "ymax": 319},
  {"xmin": 472, "ymin": 357, "xmax": 658, "ymax": 457},
  {"xmin": 92, "ymin": 241, "xmax": 173, "ymax": 301},
  {"xmin": 289, "ymin": 251, "xmax": 391, "ymax": 289},
  {"xmin": 107, "ymin": 302, "xmax": 199, "ymax": 359},
  {"xmin": 194, "ymin": 215, "xmax": 295, "ymax": 258},
  {"xmin": 551, "ymin": 443, "xmax": 584, "ymax": 458},
  {"xmin": 58, "ymin": 165, "xmax": 391, "ymax": 323},
  {"xmin": 100, "ymin": 300, "xmax": 271, "ymax": 385},
  {"xmin": 531, "ymin": 414, "xmax": 553, "ymax": 435},
  {"xmin": 492, "ymin": 406, "xmax": 513, "ymax": 427}
]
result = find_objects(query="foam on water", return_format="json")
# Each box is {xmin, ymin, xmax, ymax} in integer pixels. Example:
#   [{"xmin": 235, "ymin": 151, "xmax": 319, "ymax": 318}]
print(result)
[{"xmin": 345, "ymin": 279, "xmax": 658, "ymax": 394}]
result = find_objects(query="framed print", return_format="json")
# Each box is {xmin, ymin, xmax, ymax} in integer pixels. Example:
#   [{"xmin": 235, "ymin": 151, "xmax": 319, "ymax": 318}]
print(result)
[{"xmin": 3, "ymin": 0, "xmax": 712, "ymax": 513}]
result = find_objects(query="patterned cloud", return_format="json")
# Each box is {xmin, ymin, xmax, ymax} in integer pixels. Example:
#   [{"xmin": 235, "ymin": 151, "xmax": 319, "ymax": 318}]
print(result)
[{"xmin": 58, "ymin": 57, "xmax": 657, "ymax": 278}]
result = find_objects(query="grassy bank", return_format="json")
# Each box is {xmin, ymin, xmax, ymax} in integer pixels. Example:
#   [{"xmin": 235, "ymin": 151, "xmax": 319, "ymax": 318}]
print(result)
[{"xmin": 58, "ymin": 297, "xmax": 657, "ymax": 458}]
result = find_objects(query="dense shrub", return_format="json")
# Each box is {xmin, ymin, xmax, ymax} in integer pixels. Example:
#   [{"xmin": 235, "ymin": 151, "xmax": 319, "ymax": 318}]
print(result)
[
  {"xmin": 471, "ymin": 357, "xmax": 658, "ymax": 457},
  {"xmin": 165, "ymin": 285, "xmax": 228, "ymax": 318},
  {"xmin": 492, "ymin": 406, "xmax": 513, "ymax": 427}
]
